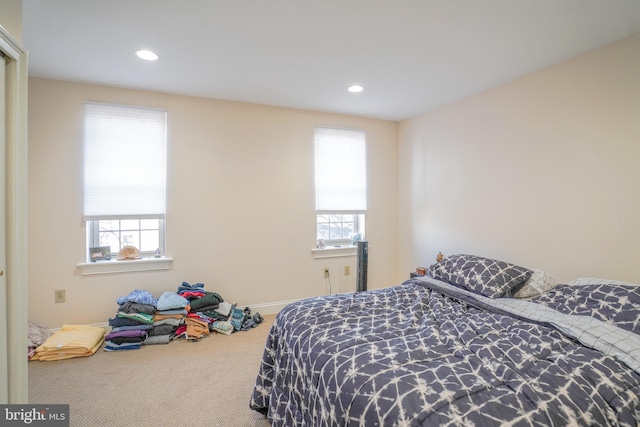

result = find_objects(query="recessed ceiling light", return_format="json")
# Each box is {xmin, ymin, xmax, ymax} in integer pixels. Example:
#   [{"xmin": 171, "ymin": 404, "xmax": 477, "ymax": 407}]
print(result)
[
  {"xmin": 136, "ymin": 50, "xmax": 158, "ymax": 61},
  {"xmin": 348, "ymin": 85, "xmax": 364, "ymax": 93}
]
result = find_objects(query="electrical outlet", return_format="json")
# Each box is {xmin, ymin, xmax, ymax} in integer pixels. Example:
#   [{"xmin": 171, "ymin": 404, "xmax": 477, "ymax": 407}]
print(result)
[
  {"xmin": 54, "ymin": 289, "xmax": 66, "ymax": 303},
  {"xmin": 323, "ymin": 268, "xmax": 330, "ymax": 278},
  {"xmin": 344, "ymin": 266, "xmax": 351, "ymax": 275}
]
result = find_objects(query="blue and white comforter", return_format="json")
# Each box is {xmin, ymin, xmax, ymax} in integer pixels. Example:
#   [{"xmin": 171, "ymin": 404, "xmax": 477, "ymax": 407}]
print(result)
[{"xmin": 250, "ymin": 277, "xmax": 640, "ymax": 426}]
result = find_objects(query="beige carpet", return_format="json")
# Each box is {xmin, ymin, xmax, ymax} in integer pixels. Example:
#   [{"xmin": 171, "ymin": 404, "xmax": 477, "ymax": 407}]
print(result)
[{"xmin": 29, "ymin": 314, "xmax": 275, "ymax": 427}]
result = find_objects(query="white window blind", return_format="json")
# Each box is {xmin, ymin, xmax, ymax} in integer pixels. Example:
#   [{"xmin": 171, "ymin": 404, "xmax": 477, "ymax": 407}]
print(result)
[
  {"xmin": 83, "ymin": 102, "xmax": 167, "ymax": 220},
  {"xmin": 314, "ymin": 126, "xmax": 367, "ymax": 212}
]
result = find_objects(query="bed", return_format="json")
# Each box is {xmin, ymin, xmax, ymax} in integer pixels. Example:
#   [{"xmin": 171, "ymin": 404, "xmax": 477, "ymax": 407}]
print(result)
[{"xmin": 249, "ymin": 254, "xmax": 640, "ymax": 426}]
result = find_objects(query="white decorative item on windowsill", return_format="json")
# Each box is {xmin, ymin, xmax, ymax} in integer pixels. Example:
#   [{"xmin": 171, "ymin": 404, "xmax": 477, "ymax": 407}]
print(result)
[{"xmin": 316, "ymin": 239, "xmax": 326, "ymax": 249}]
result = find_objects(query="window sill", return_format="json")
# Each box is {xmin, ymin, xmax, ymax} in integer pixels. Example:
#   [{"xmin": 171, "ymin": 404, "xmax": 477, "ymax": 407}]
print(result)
[
  {"xmin": 77, "ymin": 257, "xmax": 173, "ymax": 276},
  {"xmin": 311, "ymin": 245, "xmax": 357, "ymax": 259}
]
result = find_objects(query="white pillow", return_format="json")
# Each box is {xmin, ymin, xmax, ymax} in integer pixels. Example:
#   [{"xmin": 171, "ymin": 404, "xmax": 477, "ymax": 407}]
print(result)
[
  {"xmin": 513, "ymin": 269, "xmax": 556, "ymax": 298},
  {"xmin": 566, "ymin": 277, "xmax": 639, "ymax": 288}
]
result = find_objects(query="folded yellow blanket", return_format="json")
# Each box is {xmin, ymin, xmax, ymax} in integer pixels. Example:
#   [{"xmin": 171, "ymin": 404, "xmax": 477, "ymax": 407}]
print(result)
[{"xmin": 32, "ymin": 324, "xmax": 106, "ymax": 361}]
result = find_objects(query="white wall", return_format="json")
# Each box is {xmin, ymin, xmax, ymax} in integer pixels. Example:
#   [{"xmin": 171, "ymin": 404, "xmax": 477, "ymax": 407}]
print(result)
[
  {"xmin": 28, "ymin": 78, "xmax": 399, "ymax": 328},
  {"xmin": 399, "ymin": 33, "xmax": 640, "ymax": 284}
]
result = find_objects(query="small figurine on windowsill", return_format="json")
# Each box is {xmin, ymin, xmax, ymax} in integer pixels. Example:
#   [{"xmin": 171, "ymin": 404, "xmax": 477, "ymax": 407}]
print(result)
[
  {"xmin": 154, "ymin": 248, "xmax": 161, "ymax": 258},
  {"xmin": 316, "ymin": 239, "xmax": 326, "ymax": 249}
]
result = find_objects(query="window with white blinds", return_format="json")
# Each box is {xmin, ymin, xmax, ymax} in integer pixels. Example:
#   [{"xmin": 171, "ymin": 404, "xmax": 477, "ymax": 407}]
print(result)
[
  {"xmin": 314, "ymin": 126, "xmax": 367, "ymax": 213},
  {"xmin": 83, "ymin": 102, "xmax": 167, "ymax": 220},
  {"xmin": 314, "ymin": 127, "xmax": 366, "ymax": 244},
  {"xmin": 83, "ymin": 102, "xmax": 167, "ymax": 259}
]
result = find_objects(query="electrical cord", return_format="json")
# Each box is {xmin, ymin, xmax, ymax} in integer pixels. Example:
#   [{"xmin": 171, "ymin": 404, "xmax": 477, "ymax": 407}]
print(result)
[{"xmin": 326, "ymin": 273, "xmax": 332, "ymax": 295}]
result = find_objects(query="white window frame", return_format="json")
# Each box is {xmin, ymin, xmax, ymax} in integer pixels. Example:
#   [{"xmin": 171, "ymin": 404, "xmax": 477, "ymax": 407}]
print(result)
[
  {"xmin": 316, "ymin": 212, "xmax": 365, "ymax": 246},
  {"xmin": 88, "ymin": 218, "xmax": 166, "ymax": 259}
]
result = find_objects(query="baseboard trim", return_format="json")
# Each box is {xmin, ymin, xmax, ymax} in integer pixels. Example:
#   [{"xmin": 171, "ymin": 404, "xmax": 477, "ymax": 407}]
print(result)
[{"xmin": 243, "ymin": 299, "xmax": 299, "ymax": 315}]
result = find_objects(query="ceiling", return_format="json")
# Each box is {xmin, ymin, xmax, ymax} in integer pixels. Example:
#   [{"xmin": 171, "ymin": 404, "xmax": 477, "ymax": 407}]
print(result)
[{"xmin": 22, "ymin": 0, "xmax": 640, "ymax": 121}]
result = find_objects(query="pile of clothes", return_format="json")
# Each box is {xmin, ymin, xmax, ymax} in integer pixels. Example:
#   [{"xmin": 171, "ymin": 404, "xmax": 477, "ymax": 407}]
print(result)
[
  {"xmin": 105, "ymin": 290, "xmax": 157, "ymax": 351},
  {"xmin": 151, "ymin": 291, "xmax": 189, "ymax": 343},
  {"xmin": 174, "ymin": 282, "xmax": 216, "ymax": 339},
  {"xmin": 105, "ymin": 282, "xmax": 264, "ymax": 351},
  {"xmin": 28, "ymin": 321, "xmax": 52, "ymax": 360}
]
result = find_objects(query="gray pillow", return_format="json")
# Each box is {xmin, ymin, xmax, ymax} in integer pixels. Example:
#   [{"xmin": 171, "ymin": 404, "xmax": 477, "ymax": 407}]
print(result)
[{"xmin": 428, "ymin": 254, "xmax": 532, "ymax": 298}]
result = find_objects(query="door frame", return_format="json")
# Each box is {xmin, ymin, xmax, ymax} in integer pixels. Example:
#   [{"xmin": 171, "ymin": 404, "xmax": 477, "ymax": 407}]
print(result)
[{"xmin": 0, "ymin": 24, "xmax": 28, "ymax": 404}]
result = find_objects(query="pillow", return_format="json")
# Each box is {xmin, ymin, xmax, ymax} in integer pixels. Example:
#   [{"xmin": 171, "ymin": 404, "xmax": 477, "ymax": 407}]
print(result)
[
  {"xmin": 566, "ymin": 277, "xmax": 639, "ymax": 288},
  {"xmin": 513, "ymin": 269, "xmax": 557, "ymax": 298},
  {"xmin": 535, "ymin": 280, "xmax": 640, "ymax": 335},
  {"xmin": 428, "ymin": 254, "xmax": 532, "ymax": 298}
]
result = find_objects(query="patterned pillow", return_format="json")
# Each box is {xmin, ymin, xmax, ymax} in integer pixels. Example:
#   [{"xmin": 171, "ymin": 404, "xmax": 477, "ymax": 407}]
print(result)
[
  {"xmin": 428, "ymin": 254, "xmax": 533, "ymax": 298},
  {"xmin": 513, "ymin": 269, "xmax": 557, "ymax": 298}
]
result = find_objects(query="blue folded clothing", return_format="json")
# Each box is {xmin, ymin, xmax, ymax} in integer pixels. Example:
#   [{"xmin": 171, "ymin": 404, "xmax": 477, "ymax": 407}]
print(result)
[
  {"xmin": 177, "ymin": 281, "xmax": 205, "ymax": 292},
  {"xmin": 230, "ymin": 307, "xmax": 245, "ymax": 331},
  {"xmin": 156, "ymin": 291, "xmax": 189, "ymax": 311},
  {"xmin": 116, "ymin": 289, "xmax": 157, "ymax": 307}
]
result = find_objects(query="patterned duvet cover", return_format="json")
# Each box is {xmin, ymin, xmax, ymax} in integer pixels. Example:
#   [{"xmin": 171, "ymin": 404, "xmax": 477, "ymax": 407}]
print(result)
[{"xmin": 250, "ymin": 276, "xmax": 640, "ymax": 426}]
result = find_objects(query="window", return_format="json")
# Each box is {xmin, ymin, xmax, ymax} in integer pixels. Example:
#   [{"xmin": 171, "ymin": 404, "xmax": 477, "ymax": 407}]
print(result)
[
  {"xmin": 314, "ymin": 127, "xmax": 366, "ymax": 245},
  {"xmin": 89, "ymin": 219, "xmax": 164, "ymax": 255},
  {"xmin": 316, "ymin": 214, "xmax": 363, "ymax": 241},
  {"xmin": 83, "ymin": 102, "xmax": 167, "ymax": 259}
]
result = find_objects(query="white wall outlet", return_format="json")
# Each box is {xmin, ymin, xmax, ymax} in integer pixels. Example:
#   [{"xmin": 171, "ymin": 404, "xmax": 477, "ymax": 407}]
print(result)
[{"xmin": 323, "ymin": 268, "xmax": 330, "ymax": 278}]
